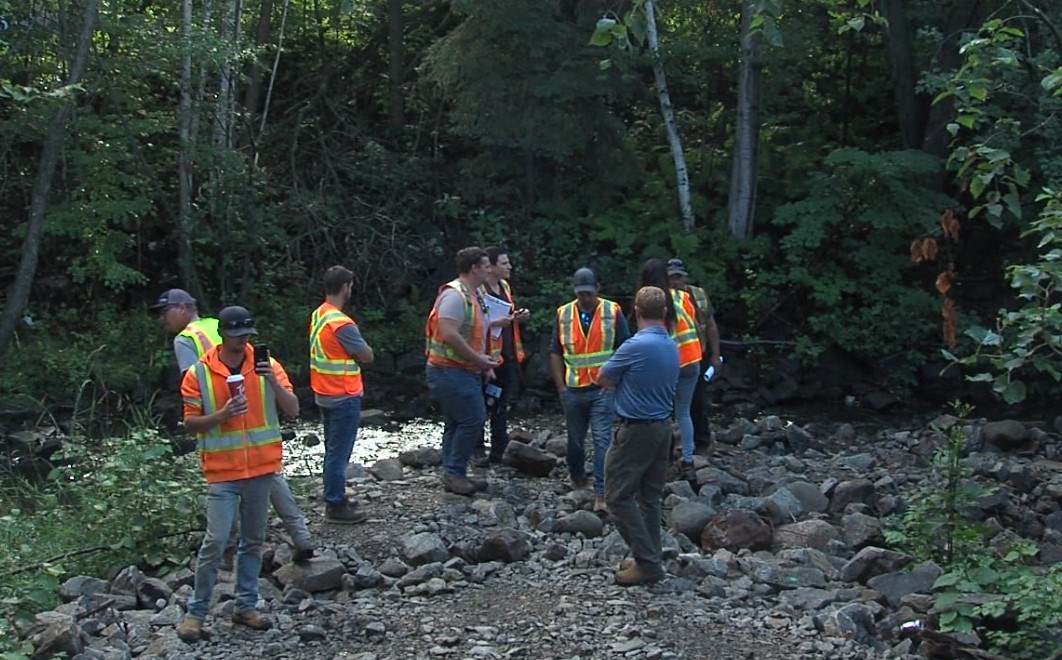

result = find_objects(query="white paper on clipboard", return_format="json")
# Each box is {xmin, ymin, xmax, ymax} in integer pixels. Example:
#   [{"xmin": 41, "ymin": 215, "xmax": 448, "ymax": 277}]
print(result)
[{"xmin": 483, "ymin": 295, "xmax": 514, "ymax": 339}]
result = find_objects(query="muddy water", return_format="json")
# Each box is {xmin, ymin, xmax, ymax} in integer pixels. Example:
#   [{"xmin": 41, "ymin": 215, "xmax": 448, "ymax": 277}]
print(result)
[{"xmin": 283, "ymin": 418, "xmax": 445, "ymax": 477}]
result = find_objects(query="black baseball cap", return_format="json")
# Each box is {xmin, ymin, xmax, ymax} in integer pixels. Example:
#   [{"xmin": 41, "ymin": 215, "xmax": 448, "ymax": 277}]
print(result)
[
  {"xmin": 573, "ymin": 268, "xmax": 598, "ymax": 293},
  {"xmin": 218, "ymin": 306, "xmax": 259, "ymax": 337},
  {"xmin": 666, "ymin": 259, "xmax": 688, "ymax": 276}
]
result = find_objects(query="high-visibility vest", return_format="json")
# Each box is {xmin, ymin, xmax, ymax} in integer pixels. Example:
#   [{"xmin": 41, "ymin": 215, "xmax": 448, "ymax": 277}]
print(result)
[
  {"xmin": 425, "ymin": 280, "xmax": 487, "ymax": 371},
  {"xmin": 179, "ymin": 318, "xmax": 221, "ymax": 359},
  {"xmin": 687, "ymin": 285, "xmax": 710, "ymax": 322},
  {"xmin": 309, "ymin": 302, "xmax": 364, "ymax": 397},
  {"xmin": 671, "ymin": 288, "xmax": 703, "ymax": 368},
  {"xmin": 486, "ymin": 280, "xmax": 526, "ymax": 365},
  {"xmin": 181, "ymin": 344, "xmax": 284, "ymax": 484},
  {"xmin": 557, "ymin": 298, "xmax": 619, "ymax": 388}
]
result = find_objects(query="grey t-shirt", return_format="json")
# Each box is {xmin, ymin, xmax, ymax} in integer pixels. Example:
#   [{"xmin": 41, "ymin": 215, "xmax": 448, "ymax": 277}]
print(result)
[
  {"xmin": 437, "ymin": 287, "xmax": 486, "ymax": 353},
  {"xmin": 315, "ymin": 322, "xmax": 370, "ymax": 408},
  {"xmin": 174, "ymin": 335, "xmax": 201, "ymax": 373}
]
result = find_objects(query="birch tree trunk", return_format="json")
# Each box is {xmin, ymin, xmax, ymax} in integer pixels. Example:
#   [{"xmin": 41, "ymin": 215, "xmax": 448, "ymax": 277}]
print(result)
[
  {"xmin": 0, "ymin": 0, "xmax": 99, "ymax": 359},
  {"xmin": 727, "ymin": 0, "xmax": 763, "ymax": 241},
  {"xmin": 177, "ymin": 0, "xmax": 204, "ymax": 302},
  {"xmin": 644, "ymin": 0, "xmax": 694, "ymax": 234}
]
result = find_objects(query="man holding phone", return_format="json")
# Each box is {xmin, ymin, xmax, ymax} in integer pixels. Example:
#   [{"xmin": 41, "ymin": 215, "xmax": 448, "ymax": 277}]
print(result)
[
  {"xmin": 151, "ymin": 290, "xmax": 315, "ymax": 566},
  {"xmin": 310, "ymin": 266, "xmax": 375, "ymax": 524},
  {"xmin": 177, "ymin": 306, "xmax": 300, "ymax": 641}
]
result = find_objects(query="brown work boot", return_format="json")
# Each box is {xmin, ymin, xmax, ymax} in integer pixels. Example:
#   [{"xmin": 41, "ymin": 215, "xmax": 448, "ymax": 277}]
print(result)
[
  {"xmin": 467, "ymin": 474, "xmax": 488, "ymax": 492},
  {"xmin": 614, "ymin": 562, "xmax": 664, "ymax": 587},
  {"xmin": 325, "ymin": 499, "xmax": 368, "ymax": 525},
  {"xmin": 593, "ymin": 496, "xmax": 608, "ymax": 515},
  {"xmin": 232, "ymin": 609, "xmax": 272, "ymax": 631},
  {"xmin": 176, "ymin": 616, "xmax": 203, "ymax": 642},
  {"xmin": 442, "ymin": 473, "xmax": 476, "ymax": 495}
]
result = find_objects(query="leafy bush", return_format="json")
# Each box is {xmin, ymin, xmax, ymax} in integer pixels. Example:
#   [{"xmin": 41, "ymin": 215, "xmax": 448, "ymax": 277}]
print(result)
[
  {"xmin": 741, "ymin": 148, "xmax": 953, "ymax": 377},
  {"xmin": 0, "ymin": 426, "xmax": 204, "ymax": 654}
]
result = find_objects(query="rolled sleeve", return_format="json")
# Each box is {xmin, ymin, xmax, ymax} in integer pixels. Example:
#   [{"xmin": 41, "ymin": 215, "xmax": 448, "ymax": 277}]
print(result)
[{"xmin": 180, "ymin": 367, "xmax": 203, "ymax": 419}]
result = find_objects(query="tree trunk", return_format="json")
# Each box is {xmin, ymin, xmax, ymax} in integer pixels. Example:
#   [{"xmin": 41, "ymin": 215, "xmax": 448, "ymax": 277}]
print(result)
[
  {"xmin": 388, "ymin": 0, "xmax": 405, "ymax": 137},
  {"xmin": 922, "ymin": 0, "xmax": 983, "ymax": 157},
  {"xmin": 881, "ymin": 0, "xmax": 927, "ymax": 150},
  {"xmin": 241, "ymin": 0, "xmax": 274, "ymax": 147},
  {"xmin": 727, "ymin": 0, "xmax": 763, "ymax": 241},
  {"xmin": 0, "ymin": 0, "xmax": 99, "ymax": 359},
  {"xmin": 177, "ymin": 0, "xmax": 204, "ymax": 303},
  {"xmin": 644, "ymin": 0, "xmax": 694, "ymax": 234}
]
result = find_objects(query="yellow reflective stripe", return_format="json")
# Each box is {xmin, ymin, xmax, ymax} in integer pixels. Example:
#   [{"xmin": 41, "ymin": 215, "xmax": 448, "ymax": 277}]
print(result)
[
  {"xmin": 558, "ymin": 300, "xmax": 618, "ymax": 387},
  {"xmin": 200, "ymin": 428, "xmax": 281, "ymax": 453}
]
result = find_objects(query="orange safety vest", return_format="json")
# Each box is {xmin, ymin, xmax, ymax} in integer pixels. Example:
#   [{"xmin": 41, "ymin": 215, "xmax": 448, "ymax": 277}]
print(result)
[
  {"xmin": 486, "ymin": 280, "xmax": 526, "ymax": 365},
  {"xmin": 671, "ymin": 288, "xmax": 702, "ymax": 368},
  {"xmin": 425, "ymin": 280, "xmax": 487, "ymax": 371},
  {"xmin": 179, "ymin": 318, "xmax": 221, "ymax": 358},
  {"xmin": 556, "ymin": 298, "xmax": 619, "ymax": 388},
  {"xmin": 181, "ymin": 344, "xmax": 286, "ymax": 484},
  {"xmin": 309, "ymin": 302, "xmax": 364, "ymax": 397}
]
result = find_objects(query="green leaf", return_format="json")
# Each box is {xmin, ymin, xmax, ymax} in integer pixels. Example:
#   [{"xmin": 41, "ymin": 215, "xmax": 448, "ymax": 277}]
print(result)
[
  {"xmin": 970, "ymin": 175, "xmax": 986, "ymax": 200},
  {"xmin": 846, "ymin": 17, "xmax": 865, "ymax": 32},
  {"xmin": 590, "ymin": 18, "xmax": 617, "ymax": 46},
  {"xmin": 1002, "ymin": 379, "xmax": 1027, "ymax": 404},
  {"xmin": 968, "ymin": 86, "xmax": 988, "ymax": 102}
]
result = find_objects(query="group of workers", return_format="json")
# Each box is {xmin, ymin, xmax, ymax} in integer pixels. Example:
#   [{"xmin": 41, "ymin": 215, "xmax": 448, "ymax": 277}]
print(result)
[{"xmin": 153, "ymin": 247, "xmax": 721, "ymax": 642}]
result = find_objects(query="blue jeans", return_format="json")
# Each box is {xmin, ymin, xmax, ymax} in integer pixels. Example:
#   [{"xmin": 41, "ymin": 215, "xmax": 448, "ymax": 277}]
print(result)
[
  {"xmin": 561, "ymin": 386, "xmax": 615, "ymax": 496},
  {"xmin": 426, "ymin": 365, "xmax": 486, "ymax": 478},
  {"xmin": 226, "ymin": 473, "xmax": 312, "ymax": 552},
  {"xmin": 188, "ymin": 474, "xmax": 273, "ymax": 619},
  {"xmin": 320, "ymin": 396, "xmax": 361, "ymax": 505},
  {"xmin": 675, "ymin": 368, "xmax": 698, "ymax": 463}
]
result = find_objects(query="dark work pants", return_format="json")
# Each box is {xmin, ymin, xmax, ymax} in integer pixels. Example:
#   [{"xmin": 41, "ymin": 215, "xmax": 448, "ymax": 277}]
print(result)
[
  {"xmin": 604, "ymin": 419, "xmax": 671, "ymax": 574},
  {"xmin": 690, "ymin": 358, "xmax": 712, "ymax": 445},
  {"xmin": 482, "ymin": 358, "xmax": 518, "ymax": 460}
]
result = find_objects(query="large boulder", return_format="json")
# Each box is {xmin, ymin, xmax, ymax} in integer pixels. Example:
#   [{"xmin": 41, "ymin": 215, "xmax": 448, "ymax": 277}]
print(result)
[
  {"xmin": 983, "ymin": 420, "xmax": 1030, "ymax": 451},
  {"xmin": 694, "ymin": 467, "xmax": 750, "ymax": 495},
  {"xmin": 784, "ymin": 481, "xmax": 829, "ymax": 513},
  {"xmin": 773, "ymin": 520, "xmax": 841, "ymax": 552},
  {"xmin": 701, "ymin": 509, "xmax": 771, "ymax": 552},
  {"xmin": 553, "ymin": 511, "xmax": 604, "ymax": 538},
  {"xmin": 398, "ymin": 446, "xmax": 442, "ymax": 468},
  {"xmin": 503, "ymin": 441, "xmax": 556, "ymax": 477},
  {"xmin": 867, "ymin": 561, "xmax": 943, "ymax": 606},
  {"xmin": 669, "ymin": 501, "xmax": 717, "ymax": 542},
  {"xmin": 477, "ymin": 528, "xmax": 531, "ymax": 563},
  {"xmin": 839, "ymin": 546, "xmax": 912, "ymax": 583},
  {"xmin": 369, "ymin": 458, "xmax": 405, "ymax": 481},
  {"xmin": 828, "ymin": 479, "xmax": 876, "ymax": 515},
  {"xmin": 401, "ymin": 533, "xmax": 450, "ymax": 566},
  {"xmin": 273, "ymin": 557, "xmax": 346, "ymax": 592}
]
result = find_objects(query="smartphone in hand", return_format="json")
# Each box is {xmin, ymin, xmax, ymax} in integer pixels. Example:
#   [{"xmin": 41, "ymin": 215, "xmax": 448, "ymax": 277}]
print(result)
[{"xmin": 253, "ymin": 344, "xmax": 271, "ymax": 370}]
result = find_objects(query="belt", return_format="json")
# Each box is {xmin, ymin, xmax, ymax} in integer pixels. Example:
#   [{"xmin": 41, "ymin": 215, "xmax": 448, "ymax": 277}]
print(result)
[{"xmin": 617, "ymin": 417, "xmax": 668, "ymax": 425}]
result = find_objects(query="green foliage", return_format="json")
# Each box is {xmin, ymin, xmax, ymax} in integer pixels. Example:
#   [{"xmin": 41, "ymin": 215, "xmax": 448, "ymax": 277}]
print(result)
[
  {"xmin": 741, "ymin": 148, "xmax": 950, "ymax": 372},
  {"xmin": 931, "ymin": 544, "xmax": 1061, "ymax": 658},
  {"xmin": 0, "ymin": 425, "xmax": 204, "ymax": 654},
  {"xmin": 883, "ymin": 403, "xmax": 988, "ymax": 566},
  {"xmin": 949, "ymin": 189, "xmax": 1062, "ymax": 404}
]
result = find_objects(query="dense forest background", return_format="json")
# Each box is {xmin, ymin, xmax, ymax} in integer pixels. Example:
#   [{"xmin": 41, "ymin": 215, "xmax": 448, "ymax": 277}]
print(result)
[{"xmin": 1, "ymin": 0, "xmax": 1060, "ymax": 415}]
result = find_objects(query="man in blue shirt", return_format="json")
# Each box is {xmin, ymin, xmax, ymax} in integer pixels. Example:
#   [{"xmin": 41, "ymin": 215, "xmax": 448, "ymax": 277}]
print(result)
[{"xmin": 599, "ymin": 286, "xmax": 680, "ymax": 586}]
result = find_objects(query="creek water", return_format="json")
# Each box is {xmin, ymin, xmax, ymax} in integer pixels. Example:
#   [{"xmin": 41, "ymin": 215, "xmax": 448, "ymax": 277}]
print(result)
[{"xmin": 283, "ymin": 418, "xmax": 446, "ymax": 477}]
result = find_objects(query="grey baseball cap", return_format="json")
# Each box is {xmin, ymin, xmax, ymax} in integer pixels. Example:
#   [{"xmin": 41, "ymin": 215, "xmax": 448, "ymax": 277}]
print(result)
[
  {"xmin": 150, "ymin": 288, "xmax": 196, "ymax": 309},
  {"xmin": 666, "ymin": 258, "xmax": 688, "ymax": 276},
  {"xmin": 218, "ymin": 306, "xmax": 259, "ymax": 337},
  {"xmin": 572, "ymin": 268, "xmax": 598, "ymax": 294}
]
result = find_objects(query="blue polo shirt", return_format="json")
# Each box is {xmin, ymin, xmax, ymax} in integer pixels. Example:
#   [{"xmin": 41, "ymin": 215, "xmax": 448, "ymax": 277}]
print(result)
[{"xmin": 599, "ymin": 326, "xmax": 679, "ymax": 421}]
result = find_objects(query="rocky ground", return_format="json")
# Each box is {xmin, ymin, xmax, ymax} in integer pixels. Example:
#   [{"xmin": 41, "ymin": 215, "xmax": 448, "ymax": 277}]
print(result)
[{"xmin": 25, "ymin": 410, "xmax": 1062, "ymax": 660}]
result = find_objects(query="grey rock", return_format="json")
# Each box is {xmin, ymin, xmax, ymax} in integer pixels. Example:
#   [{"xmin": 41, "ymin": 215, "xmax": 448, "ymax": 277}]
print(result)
[
  {"xmin": 543, "ymin": 436, "xmax": 568, "ymax": 456},
  {"xmin": 402, "ymin": 532, "xmax": 451, "ymax": 566},
  {"xmin": 834, "ymin": 452, "xmax": 876, "ymax": 471},
  {"xmin": 696, "ymin": 576, "xmax": 728, "ymax": 598},
  {"xmin": 762, "ymin": 487, "xmax": 805, "ymax": 524},
  {"xmin": 477, "ymin": 528, "xmax": 531, "ymax": 562},
  {"xmin": 675, "ymin": 555, "xmax": 729, "ymax": 580},
  {"xmin": 273, "ymin": 557, "xmax": 346, "ymax": 592},
  {"xmin": 701, "ymin": 509, "xmax": 771, "ymax": 551},
  {"xmin": 665, "ymin": 480, "xmax": 696, "ymax": 499},
  {"xmin": 784, "ymin": 481, "xmax": 829, "ymax": 513},
  {"xmin": 554, "ymin": 511, "xmax": 604, "ymax": 538},
  {"xmin": 369, "ymin": 458, "xmax": 405, "ymax": 481},
  {"xmin": 109, "ymin": 566, "xmax": 143, "ymax": 596},
  {"xmin": 774, "ymin": 520, "xmax": 841, "ymax": 552},
  {"xmin": 377, "ymin": 557, "xmax": 410, "ymax": 577},
  {"xmin": 983, "ymin": 420, "xmax": 1029, "ymax": 450},
  {"xmin": 785, "ymin": 425, "xmax": 813, "ymax": 454},
  {"xmin": 347, "ymin": 565, "xmax": 385, "ymax": 590},
  {"xmin": 29, "ymin": 613, "xmax": 87, "ymax": 659},
  {"xmin": 398, "ymin": 446, "xmax": 442, "ymax": 468},
  {"xmin": 867, "ymin": 561, "xmax": 942, "ymax": 606},
  {"xmin": 502, "ymin": 441, "xmax": 556, "ymax": 477},
  {"xmin": 739, "ymin": 434, "xmax": 762, "ymax": 450},
  {"xmin": 694, "ymin": 468, "xmax": 749, "ymax": 495},
  {"xmin": 136, "ymin": 578, "xmax": 172, "ymax": 610},
  {"xmin": 828, "ymin": 479, "xmax": 876, "ymax": 514},
  {"xmin": 817, "ymin": 603, "xmax": 875, "ymax": 644},
  {"xmin": 299, "ymin": 624, "xmax": 328, "ymax": 642},
  {"xmin": 697, "ymin": 484, "xmax": 725, "ymax": 507},
  {"xmin": 469, "ymin": 500, "xmax": 517, "ymax": 527},
  {"xmin": 598, "ymin": 531, "xmax": 630, "ymax": 559},
  {"xmin": 396, "ymin": 563, "xmax": 443, "ymax": 589},
  {"xmin": 839, "ymin": 546, "xmax": 912, "ymax": 583},
  {"xmin": 668, "ymin": 501, "xmax": 716, "ymax": 541},
  {"xmin": 148, "ymin": 604, "xmax": 183, "ymax": 627},
  {"xmin": 60, "ymin": 577, "xmax": 110, "ymax": 602},
  {"xmin": 841, "ymin": 512, "xmax": 882, "ymax": 549},
  {"xmin": 782, "ymin": 587, "xmax": 842, "ymax": 611}
]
